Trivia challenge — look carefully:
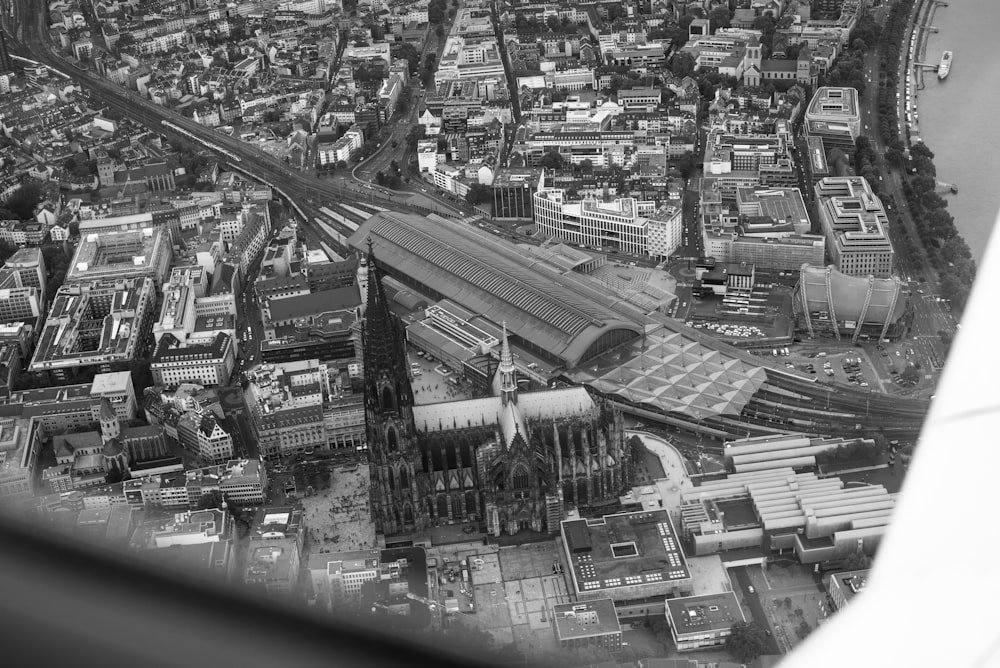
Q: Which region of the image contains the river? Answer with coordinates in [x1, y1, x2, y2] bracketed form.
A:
[913, 0, 1000, 264]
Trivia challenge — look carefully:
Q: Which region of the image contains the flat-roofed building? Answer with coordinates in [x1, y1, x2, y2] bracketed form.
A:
[405, 301, 500, 371]
[0, 285, 43, 325]
[805, 136, 830, 185]
[89, 371, 137, 422]
[29, 277, 156, 377]
[804, 86, 861, 140]
[724, 434, 878, 473]
[534, 172, 682, 258]
[491, 168, 540, 219]
[122, 458, 267, 509]
[151, 332, 236, 388]
[244, 360, 331, 459]
[0, 414, 43, 501]
[814, 177, 894, 278]
[678, 468, 894, 562]
[665, 592, 746, 651]
[552, 598, 623, 654]
[67, 227, 172, 288]
[827, 568, 870, 611]
[561, 510, 692, 602]
[0, 246, 46, 294]
[307, 548, 381, 610]
[244, 506, 305, 596]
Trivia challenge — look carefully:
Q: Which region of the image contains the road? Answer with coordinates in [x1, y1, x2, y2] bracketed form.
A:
[1, 0, 937, 446]
[730, 566, 782, 655]
[854, 3, 952, 381]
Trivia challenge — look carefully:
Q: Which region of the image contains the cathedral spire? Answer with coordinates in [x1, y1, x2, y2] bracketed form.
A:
[362, 237, 414, 412]
[498, 322, 517, 405]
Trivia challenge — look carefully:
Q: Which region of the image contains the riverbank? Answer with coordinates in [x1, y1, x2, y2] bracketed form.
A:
[890, 0, 975, 316]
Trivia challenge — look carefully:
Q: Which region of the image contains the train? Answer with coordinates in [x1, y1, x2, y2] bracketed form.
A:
[161, 120, 243, 164]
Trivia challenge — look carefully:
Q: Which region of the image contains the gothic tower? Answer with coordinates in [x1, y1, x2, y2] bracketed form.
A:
[496, 323, 518, 407]
[363, 240, 423, 536]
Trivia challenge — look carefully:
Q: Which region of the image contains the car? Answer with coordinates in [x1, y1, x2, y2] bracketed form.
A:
[748, 585, 755, 594]
[765, 629, 772, 637]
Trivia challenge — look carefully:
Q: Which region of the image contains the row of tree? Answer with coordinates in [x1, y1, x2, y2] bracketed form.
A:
[807, 9, 881, 100]
[899, 142, 975, 314]
[871, 0, 974, 315]
[876, 0, 914, 146]
[814, 439, 883, 467]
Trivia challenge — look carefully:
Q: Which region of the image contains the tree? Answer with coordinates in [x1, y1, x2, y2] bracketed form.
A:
[709, 6, 732, 32]
[546, 14, 560, 32]
[670, 51, 696, 78]
[540, 151, 563, 169]
[842, 549, 873, 571]
[677, 153, 698, 179]
[900, 364, 921, 385]
[465, 183, 492, 205]
[579, 158, 593, 173]
[335, 160, 348, 170]
[375, 171, 386, 186]
[389, 159, 401, 176]
[726, 622, 768, 663]
[6, 182, 43, 220]
[196, 490, 224, 510]
[435, 24, 444, 38]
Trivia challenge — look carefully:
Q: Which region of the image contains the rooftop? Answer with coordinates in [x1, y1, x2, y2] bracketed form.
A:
[349, 212, 647, 368]
[665, 592, 746, 635]
[90, 371, 132, 397]
[552, 598, 622, 640]
[562, 510, 690, 595]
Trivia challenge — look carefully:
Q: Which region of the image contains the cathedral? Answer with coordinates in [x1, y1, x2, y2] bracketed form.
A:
[363, 247, 635, 537]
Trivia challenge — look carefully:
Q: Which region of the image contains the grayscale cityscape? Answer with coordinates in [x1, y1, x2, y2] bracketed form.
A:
[0, 0, 972, 665]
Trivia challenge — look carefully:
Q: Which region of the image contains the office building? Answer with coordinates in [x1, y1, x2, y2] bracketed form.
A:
[793, 264, 909, 341]
[123, 458, 267, 509]
[552, 599, 623, 655]
[804, 87, 861, 140]
[0, 414, 43, 501]
[814, 177, 894, 278]
[534, 172, 683, 257]
[560, 510, 692, 602]
[827, 569, 870, 612]
[678, 468, 894, 562]
[491, 168, 540, 220]
[244, 360, 331, 459]
[66, 227, 172, 287]
[308, 549, 381, 610]
[244, 506, 305, 596]
[29, 277, 156, 376]
[665, 592, 746, 651]
[151, 332, 237, 388]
